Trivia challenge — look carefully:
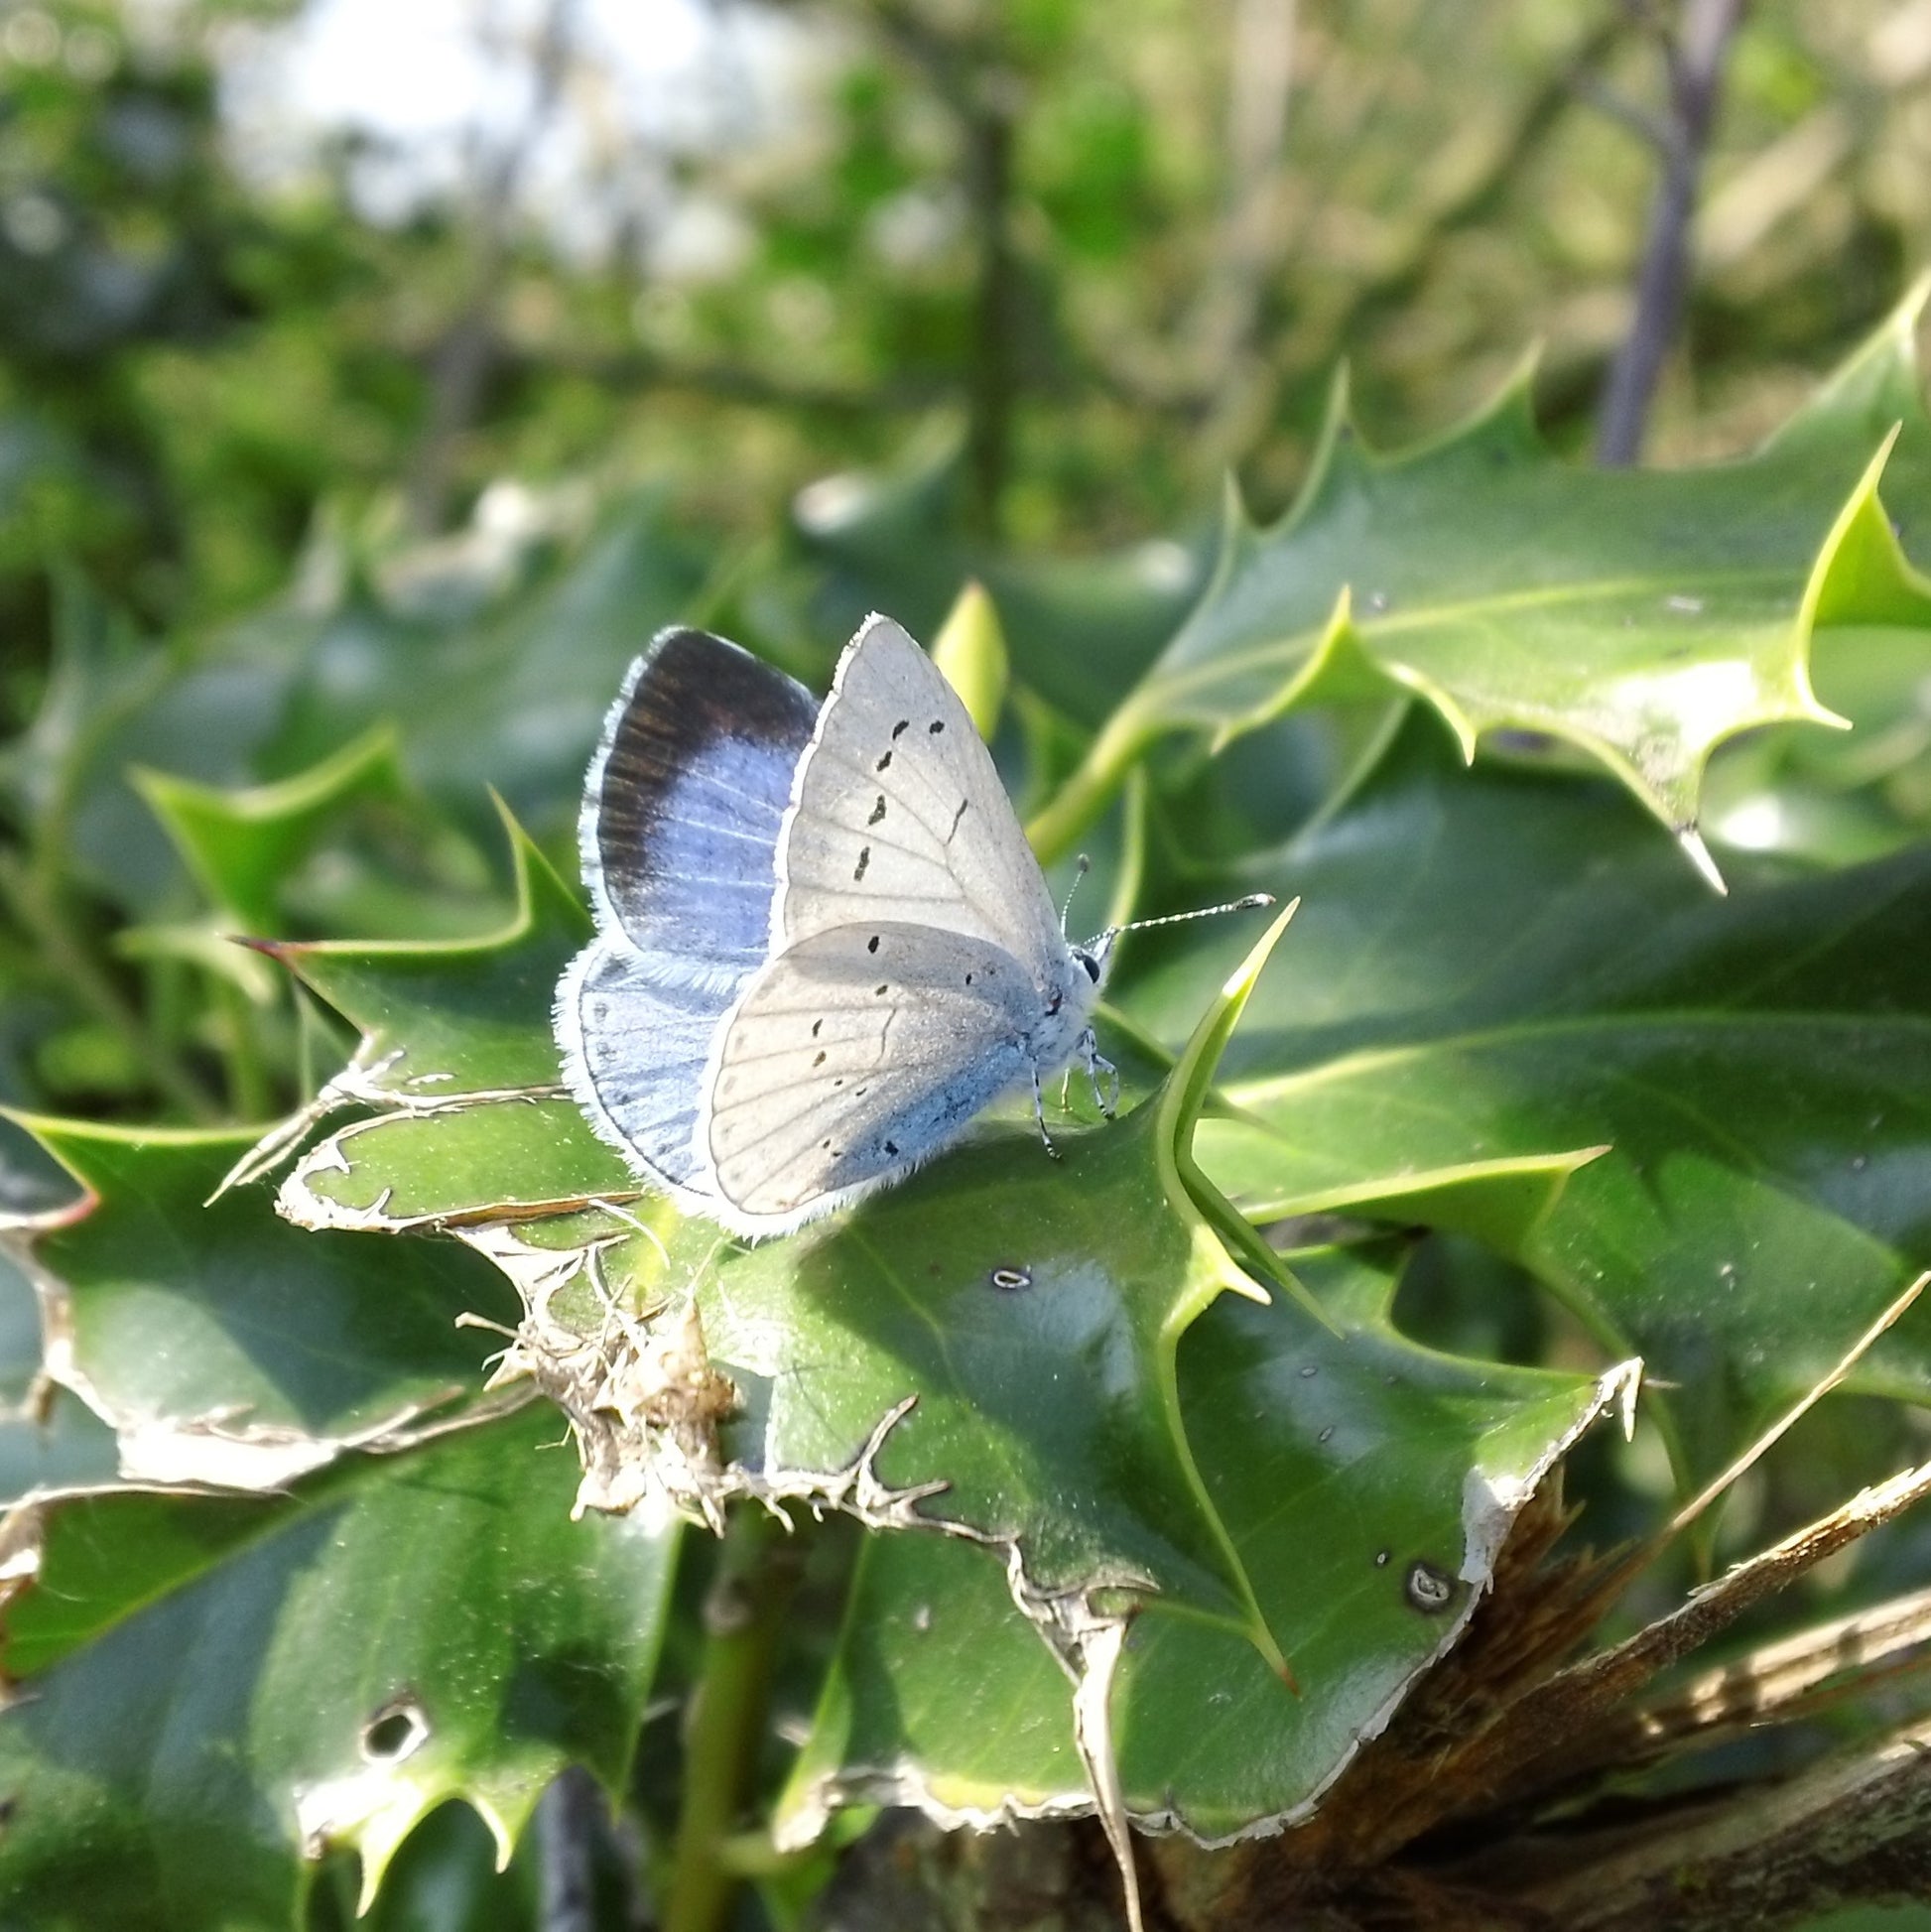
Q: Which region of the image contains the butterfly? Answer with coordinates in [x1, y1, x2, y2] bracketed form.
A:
[556, 613, 1263, 1237]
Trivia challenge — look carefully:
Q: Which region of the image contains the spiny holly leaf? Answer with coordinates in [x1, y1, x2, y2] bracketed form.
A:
[776, 1242, 1619, 1844]
[133, 726, 405, 933]
[696, 1100, 1278, 1634]
[255, 814, 632, 1230]
[270, 811, 591, 1103]
[1, 1121, 514, 1486]
[0, 1406, 678, 1932]
[1118, 713, 1931, 1485]
[263, 830, 1629, 1850]
[280, 887, 1307, 1646]
[1030, 284, 1931, 873]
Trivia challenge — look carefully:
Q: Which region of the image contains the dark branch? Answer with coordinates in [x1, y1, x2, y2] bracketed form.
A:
[1595, 0, 1749, 465]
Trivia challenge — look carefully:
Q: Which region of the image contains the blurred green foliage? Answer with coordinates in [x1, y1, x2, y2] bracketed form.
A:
[8, 3, 1931, 1927]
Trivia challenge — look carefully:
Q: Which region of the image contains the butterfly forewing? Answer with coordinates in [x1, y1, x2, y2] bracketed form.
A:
[557, 628, 814, 1212]
[774, 616, 1066, 974]
[584, 629, 815, 978]
[704, 921, 1042, 1224]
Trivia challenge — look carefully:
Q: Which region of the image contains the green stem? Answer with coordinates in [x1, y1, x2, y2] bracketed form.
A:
[663, 1507, 802, 1932]
[1024, 708, 1152, 866]
[213, 975, 273, 1121]
[0, 849, 220, 1121]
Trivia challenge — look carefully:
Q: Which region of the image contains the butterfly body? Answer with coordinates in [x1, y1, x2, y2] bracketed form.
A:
[558, 613, 1108, 1237]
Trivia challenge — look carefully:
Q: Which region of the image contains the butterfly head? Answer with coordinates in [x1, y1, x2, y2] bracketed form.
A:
[1070, 934, 1113, 988]
[1056, 855, 1115, 995]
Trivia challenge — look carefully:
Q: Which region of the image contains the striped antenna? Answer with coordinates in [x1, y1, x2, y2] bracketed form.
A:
[1101, 892, 1273, 942]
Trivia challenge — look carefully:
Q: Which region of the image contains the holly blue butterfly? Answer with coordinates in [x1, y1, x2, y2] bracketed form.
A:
[556, 613, 1263, 1237]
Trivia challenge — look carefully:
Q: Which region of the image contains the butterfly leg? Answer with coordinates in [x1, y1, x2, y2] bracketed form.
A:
[1031, 1066, 1062, 1159]
[1082, 1029, 1120, 1119]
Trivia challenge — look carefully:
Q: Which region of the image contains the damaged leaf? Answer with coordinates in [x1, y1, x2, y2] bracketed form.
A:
[269, 843, 1626, 1855]
[2, 1121, 515, 1486]
[0, 1406, 677, 1931]
[778, 1241, 1620, 1844]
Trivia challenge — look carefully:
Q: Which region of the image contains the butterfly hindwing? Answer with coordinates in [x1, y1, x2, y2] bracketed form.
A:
[774, 616, 1065, 974]
[702, 921, 1043, 1225]
[556, 940, 729, 1212]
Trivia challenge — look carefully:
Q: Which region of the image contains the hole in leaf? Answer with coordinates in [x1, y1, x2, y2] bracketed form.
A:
[361, 1697, 431, 1764]
[1404, 1560, 1456, 1614]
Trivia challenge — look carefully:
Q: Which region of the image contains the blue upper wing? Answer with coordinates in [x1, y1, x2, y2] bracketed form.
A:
[558, 628, 817, 1199]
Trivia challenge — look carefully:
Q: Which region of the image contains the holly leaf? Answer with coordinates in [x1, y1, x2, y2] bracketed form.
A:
[1117, 714, 1931, 1484]
[261, 838, 1624, 1850]
[776, 1241, 1620, 1844]
[1032, 284, 1931, 875]
[133, 726, 406, 934]
[0, 1406, 678, 1931]
[1, 1121, 515, 1486]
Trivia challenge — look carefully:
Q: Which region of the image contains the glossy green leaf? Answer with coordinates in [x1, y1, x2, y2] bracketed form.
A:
[264, 823, 1625, 1848]
[777, 1242, 1617, 1841]
[2, 1120, 514, 1485]
[281, 885, 1303, 1641]
[259, 815, 630, 1230]
[1118, 715, 1931, 1483]
[271, 815, 590, 1099]
[1032, 287, 1931, 868]
[0, 1406, 678, 1932]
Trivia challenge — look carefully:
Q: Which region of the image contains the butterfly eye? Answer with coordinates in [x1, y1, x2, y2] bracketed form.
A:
[1079, 952, 1101, 983]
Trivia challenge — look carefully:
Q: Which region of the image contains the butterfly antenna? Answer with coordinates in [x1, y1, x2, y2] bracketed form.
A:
[1060, 853, 1093, 938]
[1102, 892, 1273, 943]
